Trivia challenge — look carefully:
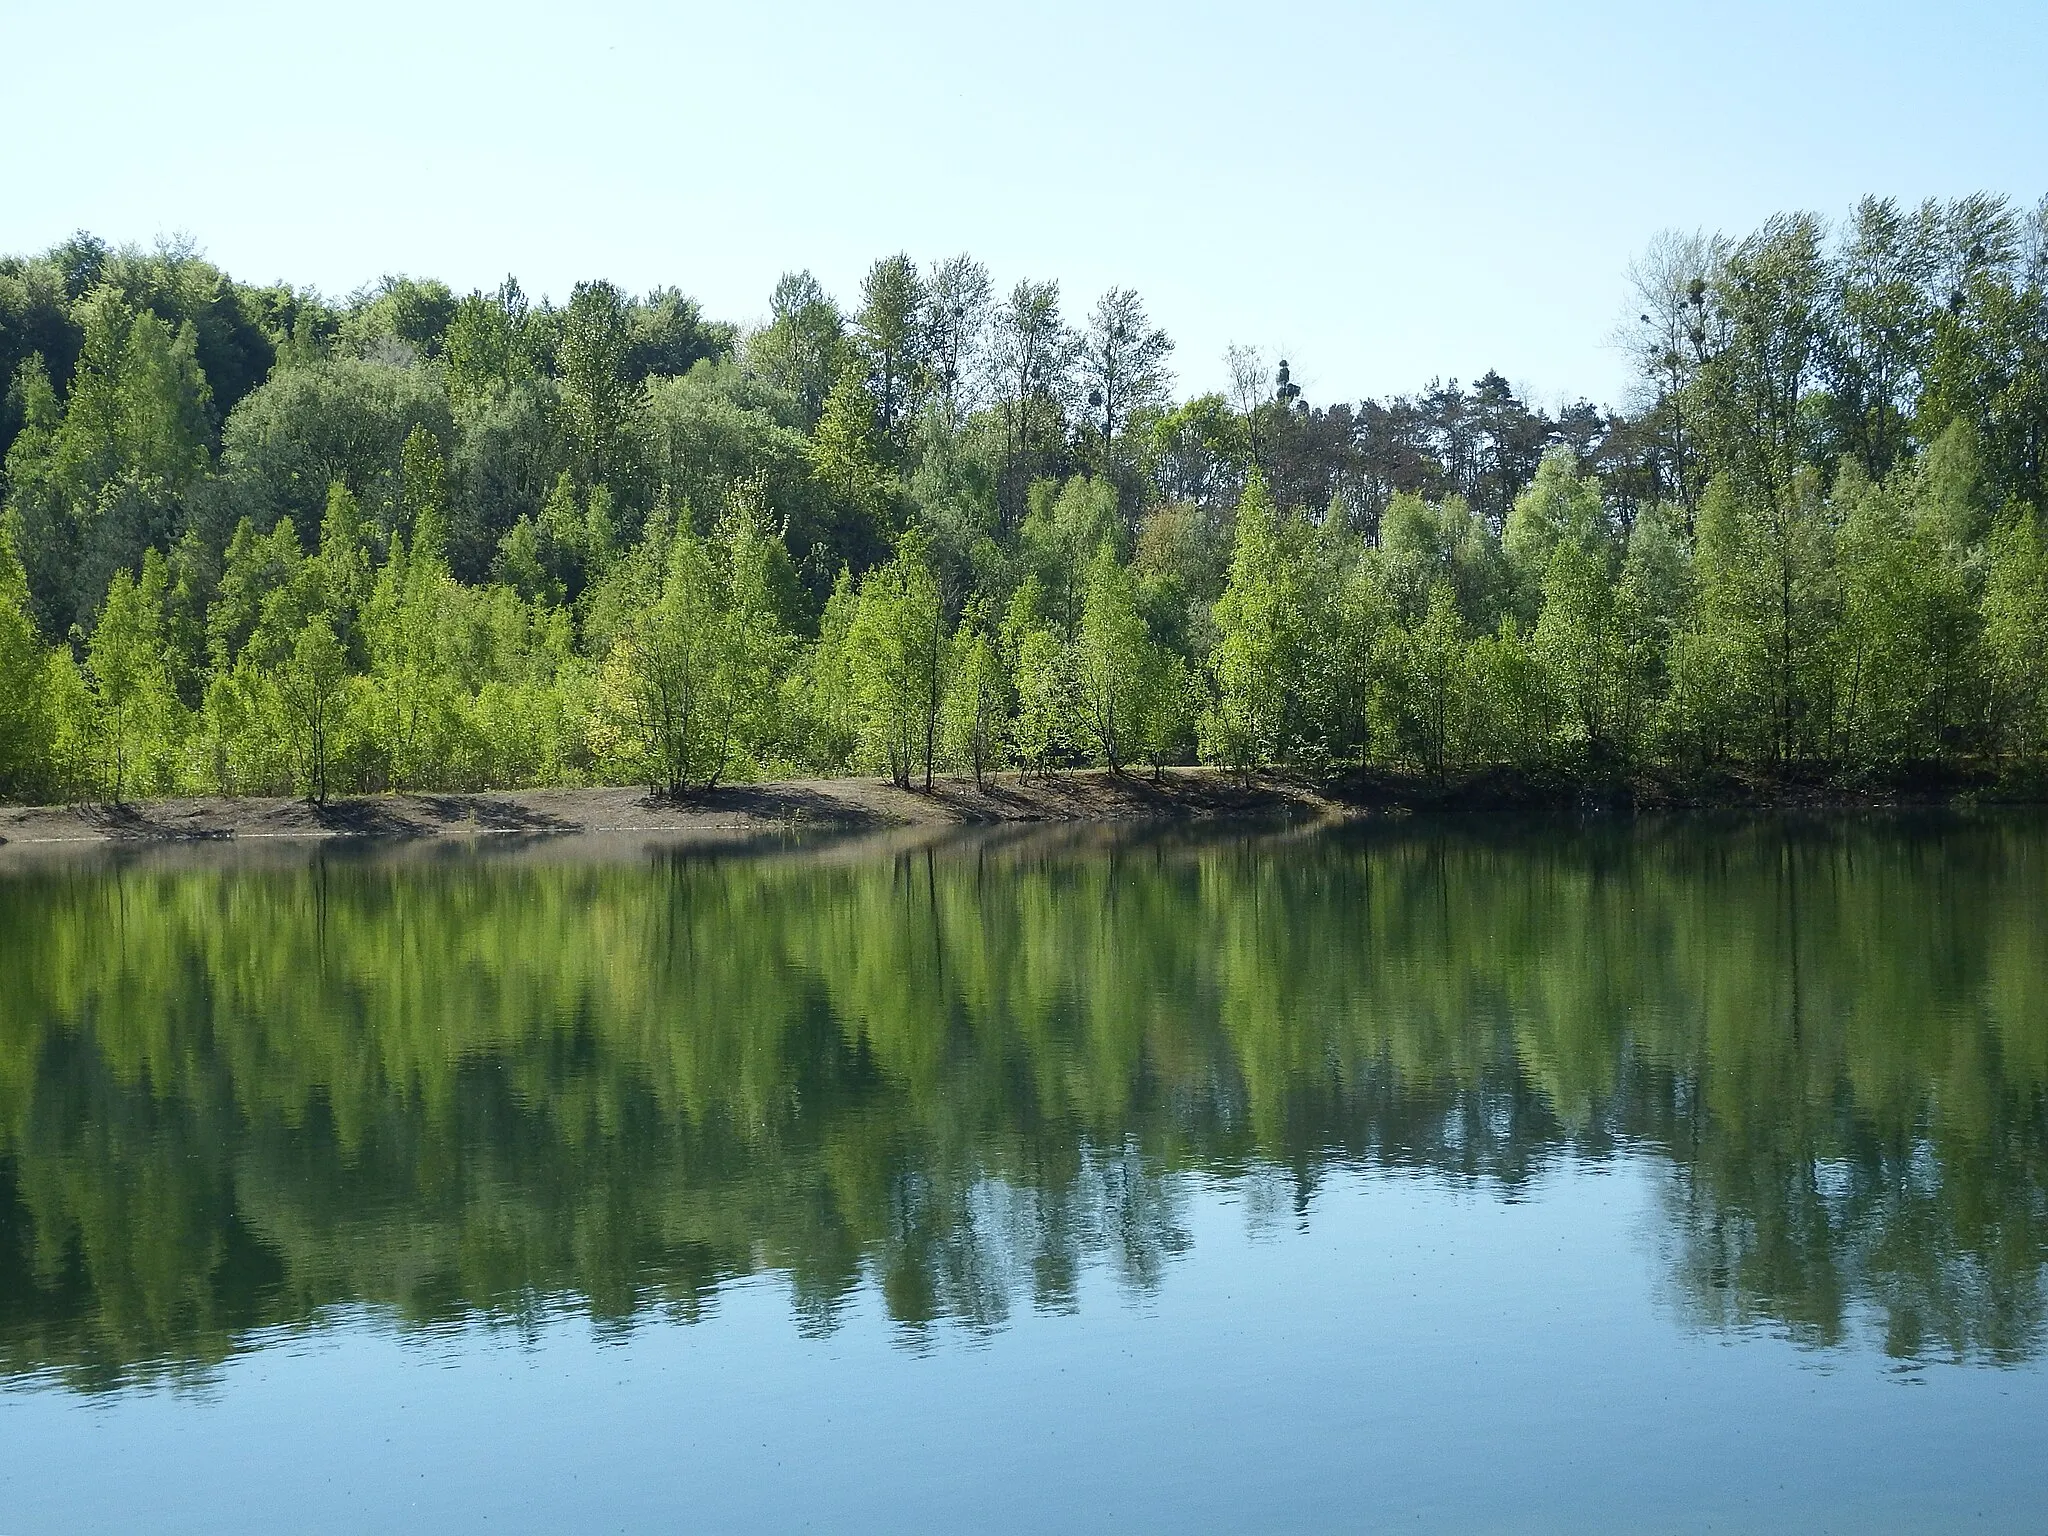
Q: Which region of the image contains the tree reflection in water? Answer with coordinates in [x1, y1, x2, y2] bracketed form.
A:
[2, 815, 2044, 1391]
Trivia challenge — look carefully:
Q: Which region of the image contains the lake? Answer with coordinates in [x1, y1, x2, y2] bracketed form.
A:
[2, 815, 2046, 1532]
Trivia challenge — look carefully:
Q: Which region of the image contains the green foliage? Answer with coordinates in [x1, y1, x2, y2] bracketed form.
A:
[748, 271, 844, 429]
[83, 553, 187, 800]
[222, 356, 452, 535]
[1072, 541, 1152, 772]
[791, 564, 861, 774]
[1, 288, 213, 634]
[1202, 473, 1296, 774]
[854, 254, 925, 444]
[847, 531, 948, 789]
[1833, 465, 1980, 762]
[588, 504, 795, 794]
[1137, 650, 1201, 777]
[362, 520, 462, 789]
[1532, 538, 1618, 754]
[559, 280, 641, 498]
[1663, 473, 1838, 762]
[1018, 476, 1120, 629]
[809, 364, 896, 546]
[1983, 511, 2048, 756]
[1504, 449, 1606, 626]
[1463, 620, 1552, 767]
[4, 206, 2048, 805]
[1372, 580, 1469, 775]
[941, 596, 1010, 789]
[0, 522, 53, 797]
[273, 613, 349, 802]
[443, 281, 538, 421]
[341, 275, 458, 361]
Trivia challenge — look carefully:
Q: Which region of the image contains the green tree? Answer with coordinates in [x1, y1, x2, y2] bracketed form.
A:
[273, 614, 350, 803]
[591, 530, 738, 795]
[1077, 287, 1172, 507]
[1503, 449, 1606, 629]
[1695, 213, 1829, 508]
[1072, 541, 1151, 772]
[942, 596, 1009, 790]
[1292, 529, 1390, 768]
[362, 517, 462, 789]
[4, 289, 213, 634]
[849, 532, 948, 790]
[222, 356, 452, 535]
[84, 553, 186, 801]
[1372, 580, 1468, 776]
[588, 508, 794, 795]
[809, 365, 895, 544]
[207, 515, 307, 670]
[1532, 536, 1618, 755]
[44, 646, 102, 802]
[795, 566, 862, 774]
[1983, 511, 2048, 759]
[1663, 473, 1837, 762]
[0, 522, 53, 797]
[991, 280, 1073, 524]
[748, 271, 844, 429]
[854, 254, 925, 445]
[443, 280, 538, 421]
[1, 353, 71, 635]
[1607, 505, 1689, 758]
[559, 279, 639, 494]
[1019, 476, 1120, 634]
[1202, 473, 1295, 775]
[1833, 466, 1979, 762]
[1137, 650, 1200, 780]
[1012, 626, 1073, 778]
[719, 488, 801, 770]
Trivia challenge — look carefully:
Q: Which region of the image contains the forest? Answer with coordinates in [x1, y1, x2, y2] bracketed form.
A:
[2, 193, 2047, 803]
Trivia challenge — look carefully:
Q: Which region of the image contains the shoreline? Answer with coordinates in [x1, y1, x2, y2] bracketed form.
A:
[2, 763, 2039, 853]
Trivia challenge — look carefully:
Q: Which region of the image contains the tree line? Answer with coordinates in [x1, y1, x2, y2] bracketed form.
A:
[3, 195, 2047, 803]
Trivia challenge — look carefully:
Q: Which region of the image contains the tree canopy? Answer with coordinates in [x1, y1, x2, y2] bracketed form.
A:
[5, 197, 2048, 805]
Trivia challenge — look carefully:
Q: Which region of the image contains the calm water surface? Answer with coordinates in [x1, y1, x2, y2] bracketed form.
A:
[2, 816, 2046, 1532]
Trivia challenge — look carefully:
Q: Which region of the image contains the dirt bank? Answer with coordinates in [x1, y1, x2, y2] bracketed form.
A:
[0, 770, 1336, 850]
[1, 761, 2033, 852]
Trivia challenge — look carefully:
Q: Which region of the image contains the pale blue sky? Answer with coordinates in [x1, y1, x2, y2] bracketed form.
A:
[3, 0, 2042, 407]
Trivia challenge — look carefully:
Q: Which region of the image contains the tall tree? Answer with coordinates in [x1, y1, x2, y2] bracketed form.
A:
[855, 255, 924, 446]
[1697, 213, 1829, 507]
[992, 280, 1073, 525]
[592, 530, 736, 795]
[1622, 228, 1724, 520]
[748, 271, 844, 429]
[1203, 474, 1297, 774]
[559, 279, 639, 495]
[1072, 541, 1151, 773]
[1077, 288, 1172, 511]
[942, 594, 1009, 791]
[1984, 509, 2048, 758]
[272, 614, 350, 803]
[84, 553, 185, 801]
[0, 522, 53, 797]
[922, 255, 992, 427]
[849, 530, 948, 789]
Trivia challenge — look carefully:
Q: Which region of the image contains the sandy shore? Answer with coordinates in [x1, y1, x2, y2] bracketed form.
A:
[0, 769, 1341, 851]
[1, 761, 2030, 856]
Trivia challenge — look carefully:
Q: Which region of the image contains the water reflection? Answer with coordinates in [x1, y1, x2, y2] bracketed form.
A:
[2, 816, 2045, 1391]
